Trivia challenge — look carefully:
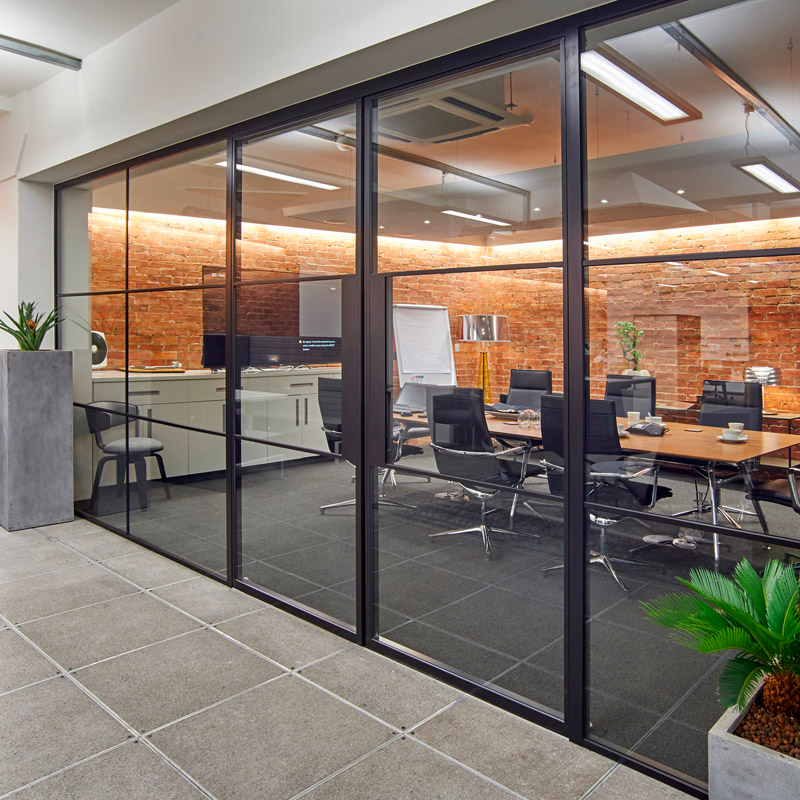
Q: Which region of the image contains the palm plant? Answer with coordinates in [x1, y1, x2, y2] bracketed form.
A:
[642, 558, 800, 716]
[0, 302, 61, 351]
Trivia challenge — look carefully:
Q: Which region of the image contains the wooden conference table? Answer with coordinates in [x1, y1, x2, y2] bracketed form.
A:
[396, 411, 800, 543]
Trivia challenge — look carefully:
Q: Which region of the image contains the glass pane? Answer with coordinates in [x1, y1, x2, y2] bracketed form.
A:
[237, 107, 357, 280]
[128, 142, 227, 289]
[585, 254, 800, 527]
[238, 440, 355, 628]
[376, 47, 562, 272]
[587, 523, 800, 783]
[128, 420, 227, 577]
[58, 172, 126, 294]
[235, 279, 343, 455]
[375, 469, 564, 715]
[61, 293, 125, 406]
[584, 0, 800, 258]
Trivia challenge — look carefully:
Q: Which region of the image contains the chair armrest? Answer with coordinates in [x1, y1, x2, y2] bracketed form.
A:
[538, 458, 564, 473]
[788, 467, 800, 512]
[430, 443, 526, 458]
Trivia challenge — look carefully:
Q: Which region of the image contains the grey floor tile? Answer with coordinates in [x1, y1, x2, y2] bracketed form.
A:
[420, 586, 563, 660]
[152, 576, 264, 624]
[34, 519, 103, 539]
[294, 587, 356, 628]
[587, 691, 662, 751]
[11, 741, 209, 800]
[167, 538, 229, 574]
[588, 765, 693, 800]
[302, 737, 518, 799]
[240, 522, 332, 560]
[151, 675, 390, 799]
[102, 550, 199, 589]
[0, 541, 89, 583]
[491, 662, 563, 715]
[0, 526, 51, 551]
[216, 604, 348, 669]
[59, 530, 144, 561]
[636, 719, 709, 784]
[0, 564, 136, 624]
[22, 593, 201, 670]
[75, 628, 283, 731]
[265, 539, 357, 588]
[240, 561, 320, 598]
[0, 628, 60, 693]
[300, 647, 461, 728]
[0, 677, 128, 795]
[416, 697, 612, 799]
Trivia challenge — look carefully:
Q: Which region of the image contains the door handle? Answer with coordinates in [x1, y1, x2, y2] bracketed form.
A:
[304, 397, 308, 425]
[222, 403, 226, 433]
[295, 398, 300, 426]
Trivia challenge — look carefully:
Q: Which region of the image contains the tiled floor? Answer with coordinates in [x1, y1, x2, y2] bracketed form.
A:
[0, 517, 692, 799]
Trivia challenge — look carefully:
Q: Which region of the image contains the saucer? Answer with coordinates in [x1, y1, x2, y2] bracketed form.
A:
[717, 434, 748, 443]
[618, 431, 630, 438]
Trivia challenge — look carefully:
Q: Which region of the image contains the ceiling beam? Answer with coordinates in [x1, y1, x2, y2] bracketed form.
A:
[661, 21, 800, 151]
[0, 34, 81, 71]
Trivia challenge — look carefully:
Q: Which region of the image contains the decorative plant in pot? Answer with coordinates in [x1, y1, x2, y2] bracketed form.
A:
[0, 301, 73, 531]
[615, 321, 649, 376]
[643, 559, 800, 798]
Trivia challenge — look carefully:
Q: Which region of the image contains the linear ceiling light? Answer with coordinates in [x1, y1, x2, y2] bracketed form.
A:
[441, 209, 511, 226]
[215, 161, 339, 190]
[733, 158, 800, 194]
[707, 270, 729, 277]
[581, 50, 689, 122]
[0, 34, 81, 70]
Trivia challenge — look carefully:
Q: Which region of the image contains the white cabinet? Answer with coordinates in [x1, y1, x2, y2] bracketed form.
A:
[187, 400, 225, 472]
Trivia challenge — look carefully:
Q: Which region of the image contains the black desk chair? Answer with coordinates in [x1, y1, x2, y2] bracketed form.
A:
[499, 369, 552, 410]
[318, 378, 414, 514]
[538, 394, 670, 590]
[604, 374, 656, 418]
[86, 401, 170, 512]
[428, 388, 541, 559]
[747, 467, 800, 535]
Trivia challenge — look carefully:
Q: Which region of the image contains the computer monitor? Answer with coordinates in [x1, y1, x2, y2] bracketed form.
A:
[201, 334, 251, 369]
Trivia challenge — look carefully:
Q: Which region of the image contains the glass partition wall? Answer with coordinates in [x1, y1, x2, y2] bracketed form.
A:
[55, 0, 800, 794]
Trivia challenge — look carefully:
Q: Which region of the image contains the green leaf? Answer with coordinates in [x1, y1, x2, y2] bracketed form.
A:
[718, 655, 767, 710]
[641, 593, 728, 635]
[733, 559, 768, 623]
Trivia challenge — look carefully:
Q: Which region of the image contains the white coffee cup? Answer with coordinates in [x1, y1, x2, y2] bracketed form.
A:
[617, 423, 625, 435]
[645, 416, 662, 424]
[728, 422, 744, 432]
[627, 411, 640, 425]
[722, 428, 744, 440]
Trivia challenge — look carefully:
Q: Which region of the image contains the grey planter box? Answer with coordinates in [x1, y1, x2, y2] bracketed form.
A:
[709, 692, 800, 800]
[0, 350, 74, 531]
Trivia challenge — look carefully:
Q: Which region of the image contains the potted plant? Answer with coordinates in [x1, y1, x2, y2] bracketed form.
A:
[615, 321, 649, 375]
[643, 559, 800, 799]
[0, 302, 73, 531]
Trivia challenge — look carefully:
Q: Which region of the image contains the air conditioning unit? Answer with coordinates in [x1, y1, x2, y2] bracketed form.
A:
[378, 89, 531, 145]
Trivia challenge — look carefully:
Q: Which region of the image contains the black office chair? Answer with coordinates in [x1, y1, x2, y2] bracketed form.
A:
[499, 369, 552, 410]
[747, 467, 800, 535]
[603, 374, 656, 418]
[538, 394, 671, 590]
[318, 378, 414, 514]
[670, 380, 764, 531]
[86, 401, 170, 512]
[428, 388, 541, 559]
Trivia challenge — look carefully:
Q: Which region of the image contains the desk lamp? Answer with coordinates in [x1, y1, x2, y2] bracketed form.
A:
[459, 314, 509, 403]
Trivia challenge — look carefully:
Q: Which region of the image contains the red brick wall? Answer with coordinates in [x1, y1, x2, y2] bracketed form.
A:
[88, 207, 800, 412]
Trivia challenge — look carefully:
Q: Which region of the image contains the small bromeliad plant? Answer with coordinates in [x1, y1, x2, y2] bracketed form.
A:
[0, 302, 62, 351]
[642, 558, 800, 717]
[616, 321, 644, 372]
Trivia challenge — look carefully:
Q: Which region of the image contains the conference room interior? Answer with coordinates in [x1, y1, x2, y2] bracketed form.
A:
[55, 0, 800, 789]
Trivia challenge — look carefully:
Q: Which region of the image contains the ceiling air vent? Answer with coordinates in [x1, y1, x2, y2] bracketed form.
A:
[378, 89, 531, 145]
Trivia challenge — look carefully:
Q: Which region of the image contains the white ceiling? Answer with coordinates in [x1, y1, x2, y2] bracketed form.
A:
[0, 0, 180, 98]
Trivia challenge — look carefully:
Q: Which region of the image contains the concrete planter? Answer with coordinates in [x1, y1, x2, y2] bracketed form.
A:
[0, 350, 73, 530]
[708, 688, 800, 800]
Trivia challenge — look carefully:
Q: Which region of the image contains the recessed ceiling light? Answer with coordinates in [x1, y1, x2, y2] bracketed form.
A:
[600, 198, 609, 204]
[396, 233, 415, 237]
[747, 279, 759, 283]
[378, 225, 385, 230]
[533, 207, 541, 212]
[666, 262, 692, 271]
[323, 219, 347, 225]
[707, 270, 729, 277]
[733, 158, 800, 194]
[657, 283, 678, 287]
[581, 50, 691, 122]
[423, 219, 431, 224]
[441, 209, 511, 226]
[676, 189, 685, 195]
[216, 161, 339, 191]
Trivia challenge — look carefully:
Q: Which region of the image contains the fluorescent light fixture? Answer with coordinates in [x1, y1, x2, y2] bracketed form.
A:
[585, 240, 612, 250]
[216, 161, 339, 191]
[581, 50, 690, 122]
[657, 283, 678, 287]
[441, 209, 511, 226]
[533, 207, 541, 212]
[676, 189, 685, 195]
[707, 270, 729, 277]
[666, 262, 692, 271]
[748, 279, 759, 283]
[733, 158, 800, 194]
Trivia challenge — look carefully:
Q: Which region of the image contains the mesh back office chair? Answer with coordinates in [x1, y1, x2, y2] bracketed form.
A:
[603, 374, 656, 418]
[318, 378, 414, 514]
[538, 394, 670, 590]
[427, 388, 540, 559]
[85, 401, 170, 512]
[499, 369, 552, 410]
[747, 467, 800, 536]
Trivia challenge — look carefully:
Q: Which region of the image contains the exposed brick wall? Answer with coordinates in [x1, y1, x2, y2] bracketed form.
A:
[87, 207, 800, 413]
